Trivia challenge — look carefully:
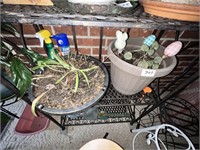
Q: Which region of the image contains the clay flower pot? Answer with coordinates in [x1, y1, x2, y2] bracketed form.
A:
[140, 0, 200, 22]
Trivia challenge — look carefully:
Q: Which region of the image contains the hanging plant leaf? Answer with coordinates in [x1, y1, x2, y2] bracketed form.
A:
[10, 57, 32, 96]
[1, 41, 13, 57]
[154, 56, 163, 64]
[1, 23, 20, 37]
[140, 44, 149, 52]
[151, 41, 159, 50]
[152, 63, 159, 69]
[124, 51, 133, 60]
[137, 59, 148, 69]
[147, 48, 155, 56]
[20, 48, 45, 63]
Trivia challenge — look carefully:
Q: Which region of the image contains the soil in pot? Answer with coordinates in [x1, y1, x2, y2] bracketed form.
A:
[33, 55, 108, 113]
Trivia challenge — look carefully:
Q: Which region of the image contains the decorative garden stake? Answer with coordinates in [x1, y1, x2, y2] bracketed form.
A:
[163, 41, 182, 58]
[114, 30, 128, 53]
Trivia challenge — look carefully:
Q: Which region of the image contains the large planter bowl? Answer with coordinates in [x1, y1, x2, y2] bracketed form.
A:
[30, 56, 110, 115]
[108, 38, 177, 95]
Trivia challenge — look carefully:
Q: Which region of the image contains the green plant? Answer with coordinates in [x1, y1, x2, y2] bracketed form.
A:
[1, 23, 98, 98]
[115, 31, 182, 69]
[123, 35, 162, 69]
[1, 23, 40, 96]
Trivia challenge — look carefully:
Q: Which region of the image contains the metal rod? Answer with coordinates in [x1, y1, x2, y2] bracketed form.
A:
[152, 29, 157, 35]
[19, 23, 28, 49]
[71, 25, 79, 55]
[166, 114, 197, 124]
[160, 56, 199, 95]
[127, 28, 131, 36]
[99, 27, 103, 61]
[1, 75, 65, 130]
[0, 107, 19, 119]
[33, 24, 40, 31]
[22, 95, 65, 130]
[157, 30, 165, 41]
[133, 71, 199, 124]
[175, 30, 180, 41]
[33, 24, 48, 56]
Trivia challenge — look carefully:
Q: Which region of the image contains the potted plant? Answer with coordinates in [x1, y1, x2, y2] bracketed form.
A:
[1, 23, 109, 116]
[108, 30, 182, 95]
[55, 0, 139, 15]
[140, 0, 200, 22]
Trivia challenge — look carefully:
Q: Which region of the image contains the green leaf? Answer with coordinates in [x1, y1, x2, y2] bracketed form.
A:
[81, 66, 98, 72]
[137, 59, 148, 69]
[152, 63, 160, 69]
[147, 48, 155, 56]
[31, 91, 47, 116]
[20, 48, 45, 63]
[31, 58, 61, 71]
[1, 23, 19, 37]
[124, 52, 133, 60]
[52, 50, 70, 69]
[147, 60, 153, 67]
[151, 41, 159, 50]
[1, 41, 12, 51]
[10, 57, 32, 96]
[74, 71, 79, 93]
[140, 44, 149, 52]
[1, 41, 14, 59]
[80, 70, 90, 88]
[154, 56, 163, 64]
[55, 71, 71, 84]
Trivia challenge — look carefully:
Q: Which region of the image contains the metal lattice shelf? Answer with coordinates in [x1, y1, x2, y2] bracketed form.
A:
[61, 84, 154, 126]
[0, 3, 199, 30]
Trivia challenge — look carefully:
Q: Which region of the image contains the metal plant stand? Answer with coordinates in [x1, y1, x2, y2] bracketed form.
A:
[0, 4, 199, 147]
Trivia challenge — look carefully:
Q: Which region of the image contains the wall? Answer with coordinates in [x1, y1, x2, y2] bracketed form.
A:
[3, 23, 199, 94]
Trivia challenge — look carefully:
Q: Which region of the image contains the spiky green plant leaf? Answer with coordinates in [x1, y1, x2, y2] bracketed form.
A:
[74, 71, 79, 93]
[80, 70, 90, 88]
[1, 23, 20, 37]
[52, 49, 69, 69]
[31, 58, 61, 71]
[55, 71, 71, 84]
[10, 57, 32, 96]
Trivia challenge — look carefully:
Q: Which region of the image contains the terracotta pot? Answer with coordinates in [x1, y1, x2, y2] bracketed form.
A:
[108, 38, 177, 95]
[140, 0, 200, 22]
